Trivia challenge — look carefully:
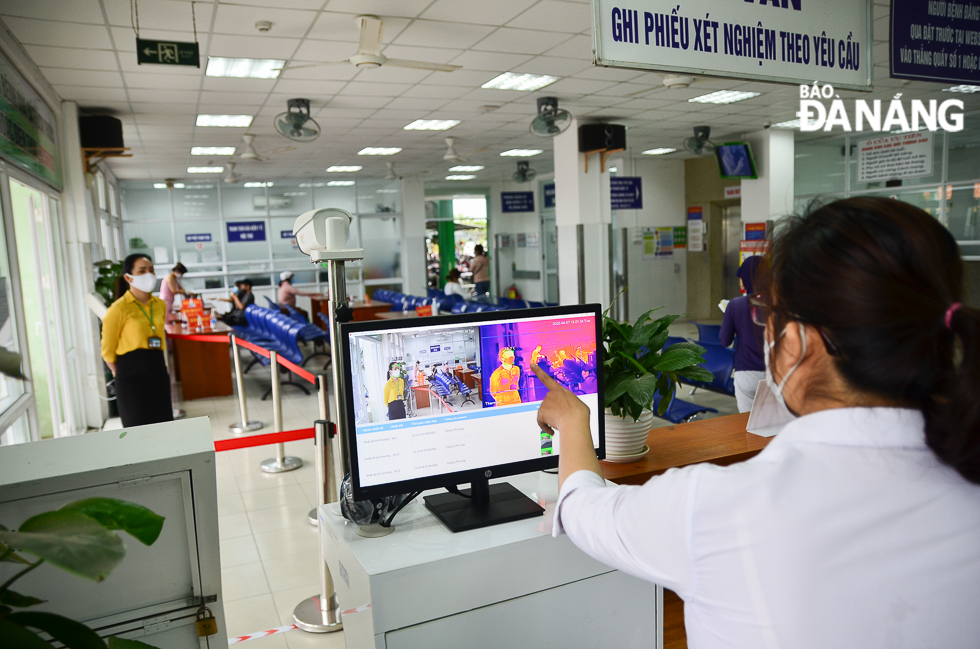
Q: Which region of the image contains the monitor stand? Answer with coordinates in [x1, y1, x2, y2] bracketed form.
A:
[424, 478, 544, 533]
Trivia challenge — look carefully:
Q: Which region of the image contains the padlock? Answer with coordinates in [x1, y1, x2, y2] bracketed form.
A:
[196, 606, 218, 637]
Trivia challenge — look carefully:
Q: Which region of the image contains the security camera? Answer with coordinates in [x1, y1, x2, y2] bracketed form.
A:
[293, 208, 363, 262]
[255, 20, 273, 32]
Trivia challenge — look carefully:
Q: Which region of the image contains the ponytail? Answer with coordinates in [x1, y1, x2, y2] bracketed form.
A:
[925, 304, 980, 484]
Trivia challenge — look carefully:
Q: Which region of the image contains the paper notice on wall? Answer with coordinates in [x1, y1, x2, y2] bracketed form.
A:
[526, 232, 539, 248]
[153, 246, 169, 264]
[644, 227, 674, 259]
[857, 131, 934, 183]
[687, 206, 704, 252]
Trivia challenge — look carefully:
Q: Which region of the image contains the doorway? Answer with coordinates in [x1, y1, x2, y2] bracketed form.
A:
[723, 205, 743, 300]
[425, 196, 488, 294]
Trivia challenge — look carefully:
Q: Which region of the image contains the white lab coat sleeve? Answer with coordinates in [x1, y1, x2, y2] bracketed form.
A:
[552, 466, 701, 596]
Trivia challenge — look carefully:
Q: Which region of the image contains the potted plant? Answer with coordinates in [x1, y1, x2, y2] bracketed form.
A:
[94, 260, 123, 307]
[602, 305, 714, 460]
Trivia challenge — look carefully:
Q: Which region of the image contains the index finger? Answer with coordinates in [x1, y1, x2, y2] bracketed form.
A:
[531, 363, 561, 391]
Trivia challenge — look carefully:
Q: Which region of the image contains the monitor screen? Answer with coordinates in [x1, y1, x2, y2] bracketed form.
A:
[715, 142, 758, 179]
[341, 306, 604, 500]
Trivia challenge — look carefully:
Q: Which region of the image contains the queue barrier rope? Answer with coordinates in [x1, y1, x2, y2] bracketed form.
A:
[214, 427, 314, 453]
[167, 331, 318, 385]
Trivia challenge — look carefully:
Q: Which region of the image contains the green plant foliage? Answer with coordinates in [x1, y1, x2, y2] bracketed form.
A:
[93, 260, 123, 306]
[603, 304, 715, 422]
[0, 499, 165, 648]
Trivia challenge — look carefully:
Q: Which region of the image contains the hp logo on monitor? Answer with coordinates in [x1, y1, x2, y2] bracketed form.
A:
[485, 470, 492, 478]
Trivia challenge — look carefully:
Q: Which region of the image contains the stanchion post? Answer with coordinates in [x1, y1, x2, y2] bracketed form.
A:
[167, 343, 185, 420]
[228, 334, 263, 434]
[326, 259, 352, 477]
[294, 376, 343, 633]
[260, 351, 302, 473]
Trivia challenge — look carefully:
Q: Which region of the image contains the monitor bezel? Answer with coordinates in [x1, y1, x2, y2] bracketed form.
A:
[340, 304, 605, 501]
[714, 141, 758, 179]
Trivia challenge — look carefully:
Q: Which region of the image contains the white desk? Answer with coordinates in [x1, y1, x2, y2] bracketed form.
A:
[320, 472, 662, 649]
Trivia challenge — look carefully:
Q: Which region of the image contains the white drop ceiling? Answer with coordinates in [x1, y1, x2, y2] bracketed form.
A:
[1, 0, 978, 183]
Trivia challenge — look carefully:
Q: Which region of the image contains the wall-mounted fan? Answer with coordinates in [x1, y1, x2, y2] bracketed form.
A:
[223, 162, 242, 184]
[684, 126, 715, 155]
[279, 16, 461, 74]
[239, 134, 296, 161]
[530, 97, 573, 138]
[274, 99, 320, 142]
[513, 161, 536, 183]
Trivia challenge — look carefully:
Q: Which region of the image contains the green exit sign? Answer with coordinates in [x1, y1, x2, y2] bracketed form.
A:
[136, 38, 200, 67]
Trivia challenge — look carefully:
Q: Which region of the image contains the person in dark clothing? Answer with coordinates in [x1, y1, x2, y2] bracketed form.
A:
[720, 256, 766, 412]
[220, 279, 255, 326]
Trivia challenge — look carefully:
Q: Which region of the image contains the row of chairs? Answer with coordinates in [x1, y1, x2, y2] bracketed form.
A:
[232, 305, 330, 399]
[373, 288, 556, 315]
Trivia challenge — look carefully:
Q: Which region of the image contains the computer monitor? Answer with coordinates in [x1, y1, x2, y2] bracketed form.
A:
[715, 142, 758, 179]
[340, 305, 604, 532]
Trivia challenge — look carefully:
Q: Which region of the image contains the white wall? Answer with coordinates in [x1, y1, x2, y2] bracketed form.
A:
[742, 129, 795, 222]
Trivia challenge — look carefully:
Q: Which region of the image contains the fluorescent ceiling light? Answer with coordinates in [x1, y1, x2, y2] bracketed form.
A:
[327, 165, 362, 172]
[206, 57, 284, 79]
[449, 165, 485, 172]
[298, 182, 327, 187]
[376, 189, 400, 193]
[404, 119, 460, 131]
[608, 167, 618, 173]
[327, 180, 355, 186]
[446, 175, 476, 180]
[642, 148, 677, 155]
[187, 167, 224, 174]
[243, 181, 274, 187]
[153, 183, 185, 189]
[358, 147, 402, 156]
[500, 149, 543, 157]
[688, 90, 761, 104]
[772, 119, 800, 129]
[191, 146, 236, 156]
[943, 85, 980, 93]
[196, 114, 253, 127]
[482, 72, 558, 91]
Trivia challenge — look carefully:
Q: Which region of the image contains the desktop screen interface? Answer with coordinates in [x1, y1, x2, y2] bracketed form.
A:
[347, 312, 601, 488]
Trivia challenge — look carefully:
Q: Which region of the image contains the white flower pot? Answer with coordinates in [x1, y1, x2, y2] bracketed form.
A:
[603, 409, 653, 458]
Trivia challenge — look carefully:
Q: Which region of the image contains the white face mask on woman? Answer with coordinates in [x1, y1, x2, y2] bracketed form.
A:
[127, 272, 157, 293]
[764, 322, 807, 414]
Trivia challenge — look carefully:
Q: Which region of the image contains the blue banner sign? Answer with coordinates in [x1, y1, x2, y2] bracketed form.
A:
[430, 345, 441, 353]
[185, 233, 211, 242]
[281, 230, 295, 239]
[610, 177, 643, 210]
[890, 0, 980, 84]
[501, 191, 535, 213]
[543, 183, 556, 209]
[226, 221, 266, 242]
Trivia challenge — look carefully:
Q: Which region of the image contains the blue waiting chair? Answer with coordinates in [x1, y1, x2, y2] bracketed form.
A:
[684, 342, 735, 397]
[653, 385, 718, 424]
[693, 322, 722, 345]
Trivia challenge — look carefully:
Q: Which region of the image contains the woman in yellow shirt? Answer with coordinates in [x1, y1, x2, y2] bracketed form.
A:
[101, 253, 173, 428]
[383, 362, 406, 420]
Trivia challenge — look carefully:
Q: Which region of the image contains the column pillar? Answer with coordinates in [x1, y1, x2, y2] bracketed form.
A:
[400, 176, 426, 296]
[553, 119, 613, 307]
[436, 201, 456, 290]
[741, 129, 795, 223]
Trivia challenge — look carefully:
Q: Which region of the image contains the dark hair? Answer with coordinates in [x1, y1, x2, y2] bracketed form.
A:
[388, 362, 399, 373]
[769, 197, 979, 484]
[172, 263, 187, 274]
[238, 278, 253, 288]
[447, 268, 461, 281]
[115, 253, 152, 299]
[474, 244, 484, 255]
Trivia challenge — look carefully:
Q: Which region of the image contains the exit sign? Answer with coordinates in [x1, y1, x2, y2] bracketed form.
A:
[136, 38, 200, 67]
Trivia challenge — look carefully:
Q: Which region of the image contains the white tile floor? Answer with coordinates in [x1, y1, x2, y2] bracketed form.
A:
[114, 325, 735, 647]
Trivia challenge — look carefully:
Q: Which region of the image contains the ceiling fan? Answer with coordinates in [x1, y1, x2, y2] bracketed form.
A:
[280, 15, 461, 73]
[238, 134, 296, 161]
[443, 137, 466, 162]
[223, 162, 242, 184]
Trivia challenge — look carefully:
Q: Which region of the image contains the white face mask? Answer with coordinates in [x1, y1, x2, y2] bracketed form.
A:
[764, 322, 807, 414]
[127, 272, 157, 293]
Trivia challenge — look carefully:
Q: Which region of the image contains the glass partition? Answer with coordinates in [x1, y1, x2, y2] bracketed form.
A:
[356, 178, 401, 214]
[174, 183, 219, 220]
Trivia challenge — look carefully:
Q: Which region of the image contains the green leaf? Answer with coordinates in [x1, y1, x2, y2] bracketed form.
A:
[108, 637, 159, 648]
[657, 387, 674, 416]
[677, 367, 715, 383]
[624, 374, 659, 408]
[0, 618, 54, 649]
[603, 375, 632, 405]
[631, 307, 663, 331]
[60, 499, 165, 546]
[652, 349, 703, 373]
[663, 341, 706, 356]
[0, 511, 125, 582]
[6, 611, 106, 649]
[0, 590, 46, 608]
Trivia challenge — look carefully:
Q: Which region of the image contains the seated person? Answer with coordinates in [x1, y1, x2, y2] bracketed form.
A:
[219, 279, 254, 326]
[444, 268, 466, 297]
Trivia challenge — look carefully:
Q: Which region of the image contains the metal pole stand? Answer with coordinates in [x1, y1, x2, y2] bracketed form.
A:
[228, 334, 263, 435]
[166, 343, 186, 419]
[293, 377, 343, 633]
[260, 350, 302, 473]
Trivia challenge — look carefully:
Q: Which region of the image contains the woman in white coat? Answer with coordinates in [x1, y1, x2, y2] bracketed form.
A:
[533, 197, 980, 649]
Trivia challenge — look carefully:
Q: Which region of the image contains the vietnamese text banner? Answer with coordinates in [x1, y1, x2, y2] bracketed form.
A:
[227, 221, 267, 242]
[0, 52, 61, 189]
[592, 0, 873, 90]
[890, 0, 980, 84]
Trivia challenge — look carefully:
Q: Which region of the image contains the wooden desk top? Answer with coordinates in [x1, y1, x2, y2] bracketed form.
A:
[164, 321, 233, 336]
[375, 311, 419, 319]
[603, 413, 771, 486]
[351, 300, 390, 310]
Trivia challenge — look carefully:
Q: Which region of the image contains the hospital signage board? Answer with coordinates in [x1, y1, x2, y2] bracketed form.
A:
[185, 233, 211, 242]
[856, 131, 934, 183]
[226, 221, 267, 242]
[543, 182, 556, 209]
[501, 192, 535, 213]
[0, 52, 60, 189]
[890, 0, 980, 84]
[610, 176, 642, 210]
[592, 0, 874, 90]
